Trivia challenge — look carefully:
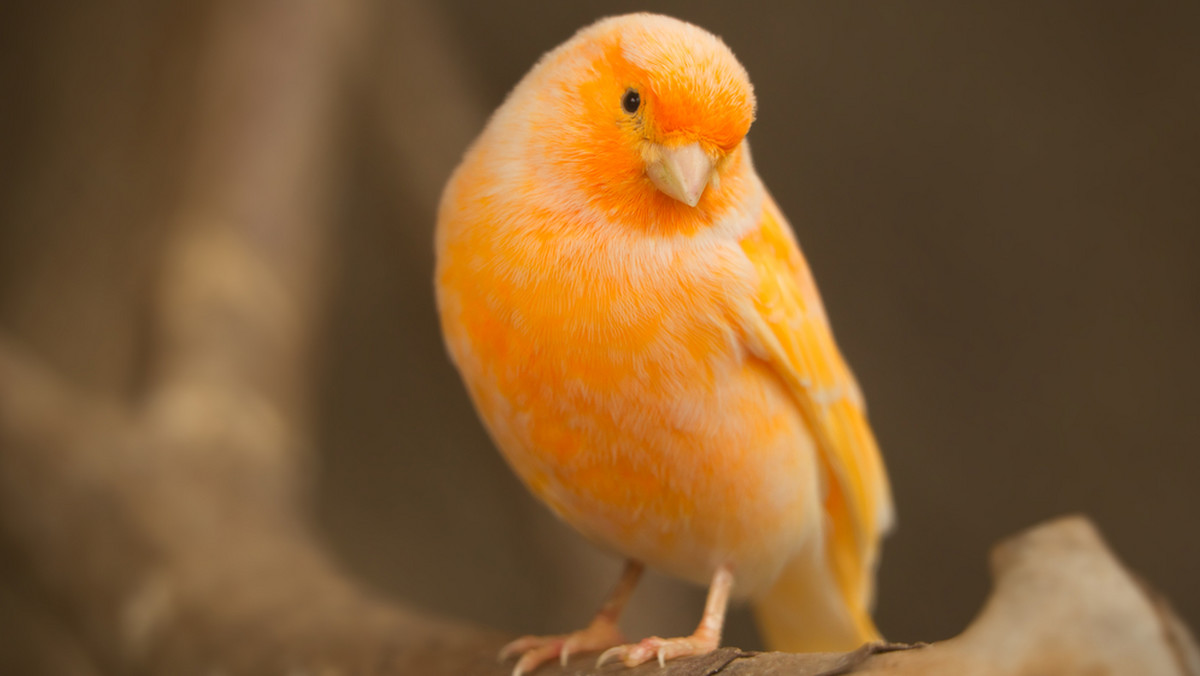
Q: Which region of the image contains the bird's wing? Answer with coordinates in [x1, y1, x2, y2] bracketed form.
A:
[737, 193, 894, 612]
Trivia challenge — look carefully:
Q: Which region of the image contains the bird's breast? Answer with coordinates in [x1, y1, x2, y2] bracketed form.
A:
[436, 182, 819, 593]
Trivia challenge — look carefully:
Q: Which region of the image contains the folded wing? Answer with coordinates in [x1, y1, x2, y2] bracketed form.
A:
[738, 194, 894, 626]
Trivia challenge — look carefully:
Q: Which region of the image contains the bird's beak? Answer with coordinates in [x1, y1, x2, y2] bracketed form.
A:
[647, 142, 713, 207]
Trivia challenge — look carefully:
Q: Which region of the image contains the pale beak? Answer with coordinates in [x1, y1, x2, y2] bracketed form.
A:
[646, 142, 713, 207]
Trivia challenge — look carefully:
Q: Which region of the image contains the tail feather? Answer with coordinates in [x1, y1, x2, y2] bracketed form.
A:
[753, 546, 880, 653]
[754, 482, 883, 652]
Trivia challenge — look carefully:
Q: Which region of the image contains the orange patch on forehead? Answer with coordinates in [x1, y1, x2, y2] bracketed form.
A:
[607, 19, 755, 150]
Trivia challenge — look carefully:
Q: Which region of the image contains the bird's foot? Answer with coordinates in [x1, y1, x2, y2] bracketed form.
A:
[596, 631, 720, 669]
[499, 617, 625, 676]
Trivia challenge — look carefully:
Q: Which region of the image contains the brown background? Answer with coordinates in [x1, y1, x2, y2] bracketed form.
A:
[1, 0, 1197, 664]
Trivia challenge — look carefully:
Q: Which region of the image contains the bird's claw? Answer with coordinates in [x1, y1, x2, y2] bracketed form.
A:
[499, 620, 624, 676]
[596, 635, 716, 669]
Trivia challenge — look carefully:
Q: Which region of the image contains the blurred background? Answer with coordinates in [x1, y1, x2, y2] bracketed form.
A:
[1, 0, 1197, 664]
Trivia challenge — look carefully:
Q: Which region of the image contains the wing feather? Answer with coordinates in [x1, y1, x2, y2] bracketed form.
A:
[739, 194, 893, 612]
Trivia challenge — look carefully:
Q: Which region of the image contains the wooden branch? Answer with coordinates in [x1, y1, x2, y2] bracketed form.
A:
[1, 0, 506, 673]
[0, 335, 501, 675]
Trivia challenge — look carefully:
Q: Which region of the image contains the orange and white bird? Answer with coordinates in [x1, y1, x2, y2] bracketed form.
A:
[435, 13, 893, 675]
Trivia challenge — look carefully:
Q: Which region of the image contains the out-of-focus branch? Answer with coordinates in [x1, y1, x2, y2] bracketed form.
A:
[0, 335, 504, 675]
[856, 517, 1200, 676]
[152, 0, 354, 429]
[0, 0, 508, 673]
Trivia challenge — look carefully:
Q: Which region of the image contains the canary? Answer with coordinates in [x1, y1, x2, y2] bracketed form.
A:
[435, 13, 893, 675]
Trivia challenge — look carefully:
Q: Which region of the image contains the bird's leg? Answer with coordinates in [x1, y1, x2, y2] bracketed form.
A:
[597, 564, 733, 669]
[499, 560, 643, 676]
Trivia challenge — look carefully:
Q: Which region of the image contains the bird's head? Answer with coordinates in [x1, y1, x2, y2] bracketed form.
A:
[517, 14, 757, 226]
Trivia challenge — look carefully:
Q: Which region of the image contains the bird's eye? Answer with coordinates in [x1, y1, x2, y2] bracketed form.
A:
[621, 89, 640, 114]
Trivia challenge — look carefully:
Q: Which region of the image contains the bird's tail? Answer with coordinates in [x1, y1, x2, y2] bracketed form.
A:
[753, 487, 883, 652]
[753, 547, 880, 652]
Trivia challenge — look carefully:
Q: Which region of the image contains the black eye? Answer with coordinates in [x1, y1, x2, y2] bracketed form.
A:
[621, 89, 640, 114]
